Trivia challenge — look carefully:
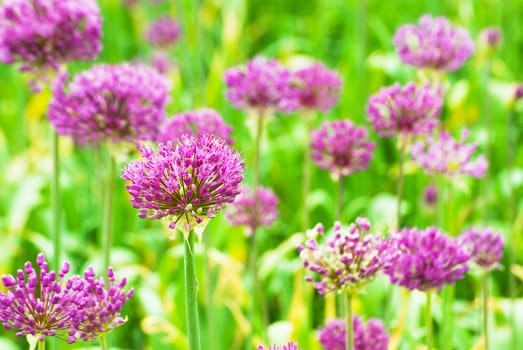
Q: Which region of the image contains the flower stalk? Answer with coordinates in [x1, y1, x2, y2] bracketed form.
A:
[52, 131, 61, 271]
[482, 272, 490, 350]
[184, 231, 201, 350]
[345, 292, 354, 350]
[102, 155, 115, 279]
[426, 291, 433, 350]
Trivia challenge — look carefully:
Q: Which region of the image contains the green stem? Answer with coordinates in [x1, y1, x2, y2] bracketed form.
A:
[102, 155, 116, 276]
[345, 292, 354, 350]
[440, 284, 455, 350]
[482, 272, 490, 350]
[99, 335, 108, 350]
[481, 60, 492, 223]
[181, 0, 202, 105]
[38, 340, 45, 350]
[336, 176, 346, 221]
[51, 131, 61, 271]
[426, 291, 432, 350]
[507, 109, 517, 349]
[301, 111, 314, 230]
[203, 233, 215, 350]
[253, 110, 264, 193]
[396, 137, 407, 228]
[184, 231, 201, 350]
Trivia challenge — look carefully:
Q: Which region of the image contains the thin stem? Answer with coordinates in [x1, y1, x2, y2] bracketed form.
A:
[51, 131, 61, 271]
[396, 137, 407, 228]
[345, 292, 354, 350]
[99, 335, 108, 350]
[184, 231, 201, 350]
[440, 284, 455, 350]
[248, 230, 269, 342]
[507, 109, 517, 349]
[426, 291, 432, 350]
[203, 233, 215, 350]
[482, 272, 490, 350]
[253, 110, 264, 193]
[38, 340, 45, 350]
[336, 176, 346, 221]
[481, 59, 492, 224]
[102, 155, 116, 276]
[301, 111, 314, 230]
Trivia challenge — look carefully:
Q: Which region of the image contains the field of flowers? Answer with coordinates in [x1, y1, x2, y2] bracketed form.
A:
[0, 0, 522, 349]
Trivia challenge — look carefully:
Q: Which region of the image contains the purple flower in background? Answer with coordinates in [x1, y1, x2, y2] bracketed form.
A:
[423, 184, 438, 206]
[224, 56, 298, 114]
[146, 16, 181, 48]
[514, 84, 523, 102]
[227, 185, 279, 234]
[385, 227, 470, 291]
[411, 129, 488, 178]
[293, 62, 342, 112]
[393, 15, 474, 71]
[122, 135, 245, 238]
[48, 63, 171, 145]
[158, 108, 233, 145]
[257, 342, 299, 350]
[311, 120, 375, 180]
[366, 83, 442, 138]
[297, 217, 396, 295]
[460, 227, 504, 271]
[319, 316, 389, 350]
[479, 27, 501, 50]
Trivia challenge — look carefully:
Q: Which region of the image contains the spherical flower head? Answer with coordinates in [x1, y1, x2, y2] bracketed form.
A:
[226, 184, 279, 234]
[293, 62, 342, 112]
[319, 316, 389, 350]
[297, 217, 396, 295]
[257, 341, 299, 350]
[393, 15, 474, 71]
[146, 16, 180, 48]
[48, 63, 171, 145]
[514, 84, 523, 102]
[311, 120, 375, 180]
[411, 129, 488, 178]
[385, 227, 470, 291]
[423, 184, 438, 206]
[459, 227, 504, 271]
[366, 83, 442, 138]
[479, 27, 501, 50]
[122, 134, 245, 240]
[224, 56, 298, 114]
[158, 108, 233, 145]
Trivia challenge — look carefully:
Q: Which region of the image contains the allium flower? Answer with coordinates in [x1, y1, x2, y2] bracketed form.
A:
[479, 27, 501, 49]
[226, 185, 279, 234]
[514, 84, 523, 102]
[393, 15, 474, 71]
[460, 227, 504, 271]
[48, 63, 171, 145]
[257, 342, 299, 350]
[365, 83, 442, 138]
[423, 184, 438, 206]
[297, 217, 395, 295]
[310, 120, 375, 180]
[122, 134, 245, 238]
[319, 316, 389, 350]
[146, 16, 181, 48]
[411, 129, 488, 178]
[158, 108, 233, 145]
[384, 227, 470, 291]
[152, 51, 174, 75]
[293, 63, 342, 112]
[224, 56, 298, 114]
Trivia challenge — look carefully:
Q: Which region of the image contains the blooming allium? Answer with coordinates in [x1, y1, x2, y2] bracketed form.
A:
[460, 227, 504, 271]
[158, 108, 233, 145]
[226, 185, 279, 234]
[384, 227, 470, 291]
[297, 217, 395, 295]
[318, 316, 389, 350]
[310, 120, 375, 180]
[257, 342, 299, 350]
[146, 16, 180, 48]
[365, 83, 442, 138]
[293, 62, 342, 112]
[48, 63, 171, 145]
[393, 15, 474, 71]
[479, 27, 501, 50]
[224, 56, 298, 114]
[411, 129, 488, 178]
[515, 84, 523, 102]
[423, 184, 438, 206]
[122, 134, 245, 238]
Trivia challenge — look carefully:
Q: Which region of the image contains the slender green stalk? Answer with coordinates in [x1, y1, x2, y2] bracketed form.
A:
[426, 291, 433, 350]
[356, 0, 367, 112]
[99, 335, 108, 350]
[507, 109, 517, 349]
[253, 110, 264, 192]
[345, 292, 354, 350]
[184, 232, 201, 350]
[102, 155, 116, 276]
[334, 176, 346, 317]
[440, 284, 455, 350]
[481, 59, 492, 223]
[482, 272, 490, 350]
[38, 340, 45, 350]
[301, 111, 315, 230]
[203, 233, 215, 350]
[51, 131, 61, 271]
[396, 137, 407, 228]
[336, 176, 346, 221]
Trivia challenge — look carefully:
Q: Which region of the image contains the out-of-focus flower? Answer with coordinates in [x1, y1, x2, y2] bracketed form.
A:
[227, 185, 279, 234]
[257, 342, 299, 350]
[411, 129, 488, 178]
[224, 56, 298, 114]
[423, 184, 438, 206]
[48, 63, 171, 145]
[297, 217, 396, 296]
[122, 135, 245, 239]
[293, 63, 342, 112]
[310, 120, 375, 180]
[318, 316, 389, 350]
[146, 16, 180, 48]
[460, 227, 504, 271]
[514, 84, 523, 102]
[158, 108, 233, 145]
[393, 15, 474, 72]
[479, 27, 501, 50]
[366, 83, 442, 138]
[385, 227, 470, 291]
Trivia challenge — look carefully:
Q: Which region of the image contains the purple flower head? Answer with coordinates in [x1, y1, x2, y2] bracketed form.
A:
[423, 184, 438, 206]
[158, 108, 233, 145]
[146, 16, 180, 48]
[318, 316, 389, 350]
[384, 227, 470, 291]
[226, 184, 279, 234]
[514, 84, 523, 102]
[122, 135, 245, 239]
[297, 217, 396, 295]
[479, 27, 501, 50]
[293, 62, 342, 112]
[393, 15, 474, 71]
[459, 227, 504, 271]
[152, 50, 175, 75]
[411, 129, 488, 178]
[366, 83, 442, 138]
[224, 56, 298, 114]
[311, 120, 375, 180]
[257, 342, 299, 350]
[48, 63, 171, 145]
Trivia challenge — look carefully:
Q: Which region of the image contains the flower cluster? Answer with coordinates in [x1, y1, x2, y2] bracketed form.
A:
[224, 56, 298, 114]
[318, 316, 389, 350]
[146, 16, 181, 48]
[365, 83, 442, 138]
[411, 129, 488, 178]
[293, 63, 342, 112]
[460, 227, 504, 271]
[257, 342, 299, 350]
[384, 227, 470, 291]
[48, 63, 171, 145]
[122, 135, 245, 238]
[297, 217, 395, 295]
[158, 108, 233, 145]
[393, 15, 474, 72]
[310, 120, 375, 180]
